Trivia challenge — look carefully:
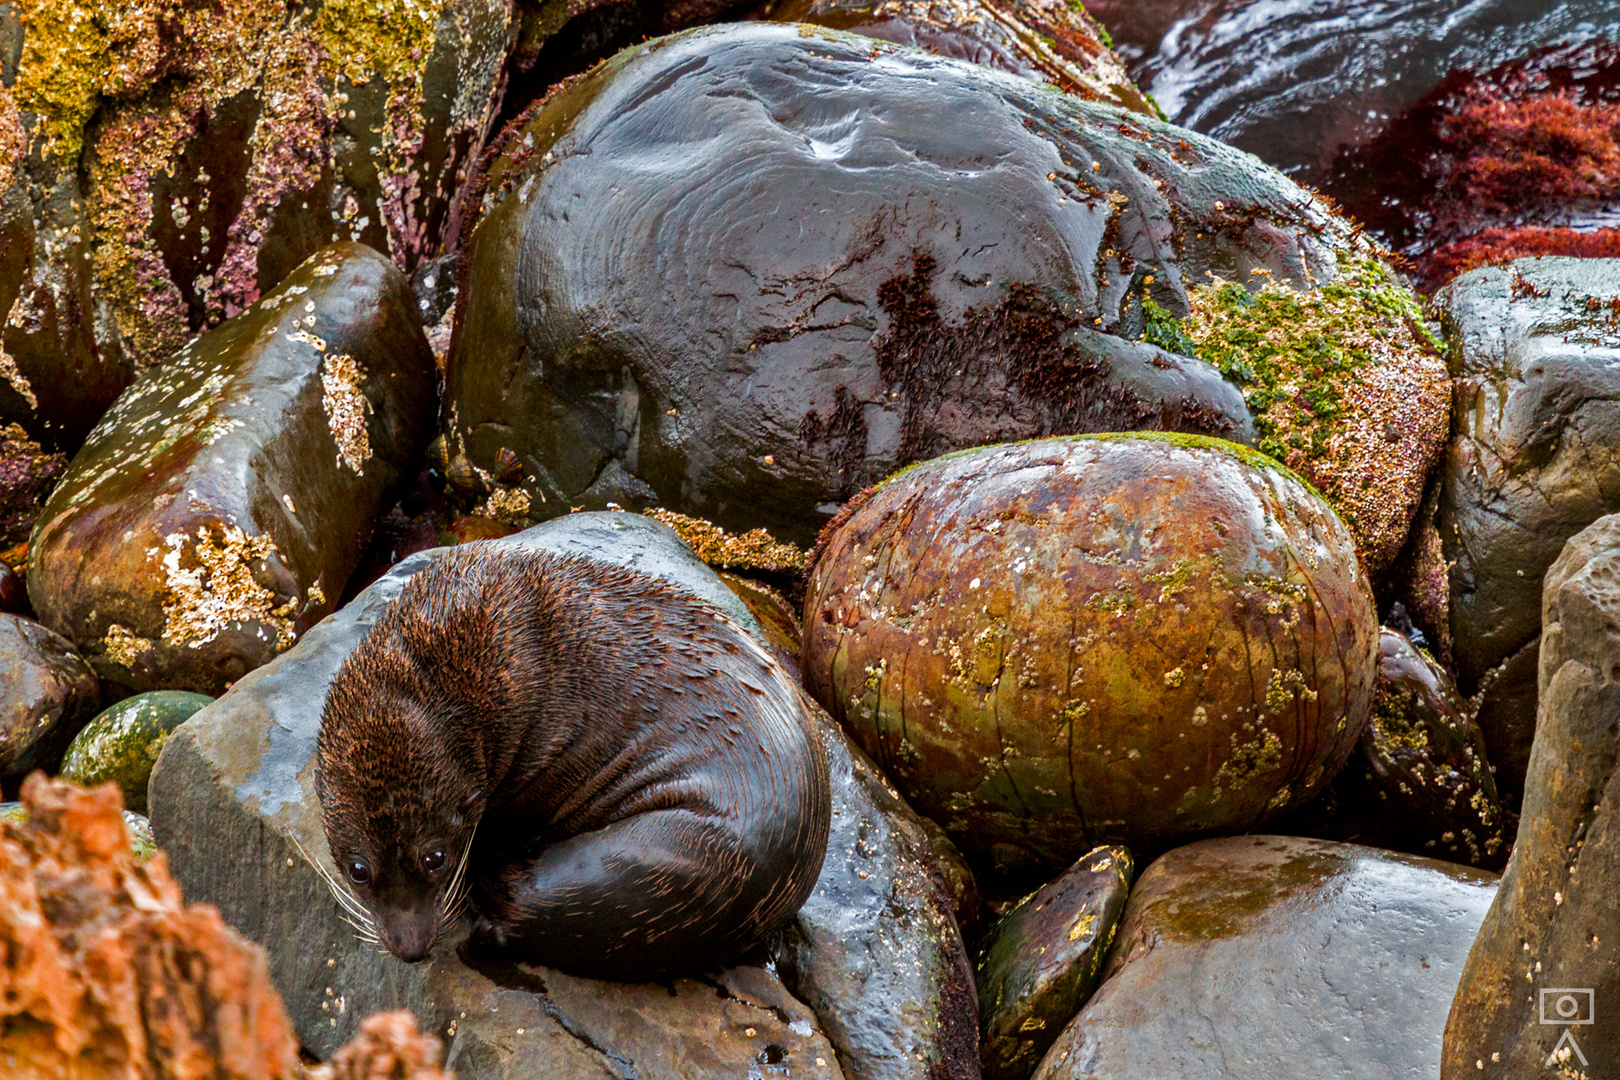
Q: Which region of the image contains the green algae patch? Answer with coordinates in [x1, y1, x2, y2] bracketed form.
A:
[12, 0, 109, 162]
[314, 0, 440, 90]
[59, 690, 214, 813]
[1144, 255, 1450, 577]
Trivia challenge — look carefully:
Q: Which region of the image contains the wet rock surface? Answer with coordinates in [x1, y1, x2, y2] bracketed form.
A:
[1443, 513, 1620, 1077]
[0, 774, 302, 1078]
[1435, 257, 1620, 800]
[754, 0, 1155, 114]
[447, 21, 1376, 545]
[58, 690, 215, 814]
[1282, 628, 1511, 870]
[1085, 0, 1620, 186]
[976, 845, 1132, 1080]
[770, 708, 981, 1080]
[0, 0, 516, 444]
[803, 433, 1379, 866]
[0, 612, 98, 786]
[28, 242, 436, 696]
[146, 512, 922, 1077]
[1036, 835, 1498, 1080]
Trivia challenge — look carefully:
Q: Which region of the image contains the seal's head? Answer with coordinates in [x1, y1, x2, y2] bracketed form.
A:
[314, 635, 488, 964]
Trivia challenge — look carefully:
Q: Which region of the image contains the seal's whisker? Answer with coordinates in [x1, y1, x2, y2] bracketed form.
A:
[291, 833, 376, 928]
[438, 827, 476, 930]
[341, 915, 381, 944]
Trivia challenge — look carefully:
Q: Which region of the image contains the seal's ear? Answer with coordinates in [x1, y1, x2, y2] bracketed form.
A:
[452, 790, 483, 829]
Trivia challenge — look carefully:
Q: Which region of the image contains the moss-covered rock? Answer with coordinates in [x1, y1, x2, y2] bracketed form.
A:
[0, 0, 514, 447]
[58, 690, 214, 814]
[0, 613, 98, 784]
[803, 432, 1380, 866]
[1145, 254, 1450, 579]
[977, 845, 1132, 1080]
[758, 0, 1157, 116]
[447, 22, 1366, 545]
[28, 242, 436, 695]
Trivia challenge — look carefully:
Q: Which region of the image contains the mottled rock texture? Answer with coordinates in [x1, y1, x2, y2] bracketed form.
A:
[0, 421, 63, 559]
[0, 0, 512, 447]
[148, 513, 894, 1078]
[755, 0, 1156, 114]
[59, 690, 214, 814]
[28, 242, 436, 696]
[1037, 835, 1497, 1080]
[0, 773, 302, 1078]
[1283, 627, 1510, 870]
[0, 613, 98, 786]
[977, 845, 1131, 1080]
[1443, 513, 1620, 1078]
[1436, 257, 1620, 803]
[803, 433, 1379, 867]
[444, 22, 1397, 546]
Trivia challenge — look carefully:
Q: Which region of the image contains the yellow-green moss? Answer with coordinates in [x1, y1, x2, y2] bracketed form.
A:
[1155, 256, 1440, 467]
[314, 0, 440, 89]
[12, 0, 110, 162]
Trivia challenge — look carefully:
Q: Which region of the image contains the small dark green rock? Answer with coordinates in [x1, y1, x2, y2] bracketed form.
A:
[978, 845, 1133, 1080]
[59, 690, 214, 814]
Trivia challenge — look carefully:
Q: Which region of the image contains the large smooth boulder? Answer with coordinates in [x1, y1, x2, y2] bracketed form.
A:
[445, 22, 1385, 546]
[0, 613, 99, 784]
[28, 243, 436, 696]
[150, 512, 970, 1078]
[1443, 513, 1620, 1077]
[1036, 836, 1497, 1080]
[803, 433, 1379, 866]
[1436, 257, 1620, 801]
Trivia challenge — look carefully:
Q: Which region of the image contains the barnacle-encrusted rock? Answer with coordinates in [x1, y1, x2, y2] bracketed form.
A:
[977, 845, 1132, 1080]
[757, 0, 1156, 115]
[1147, 254, 1450, 579]
[28, 243, 435, 695]
[0, 420, 64, 558]
[802, 433, 1380, 866]
[446, 22, 1378, 545]
[1034, 836, 1497, 1080]
[59, 690, 214, 814]
[1281, 627, 1510, 870]
[1435, 257, 1620, 803]
[0, 613, 99, 783]
[0, 0, 512, 446]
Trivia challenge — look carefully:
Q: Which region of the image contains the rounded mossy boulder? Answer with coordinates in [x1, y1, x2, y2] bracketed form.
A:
[802, 432, 1380, 866]
[59, 691, 214, 814]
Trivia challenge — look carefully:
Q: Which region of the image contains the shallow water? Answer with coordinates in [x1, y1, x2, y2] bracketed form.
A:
[1086, 0, 1620, 180]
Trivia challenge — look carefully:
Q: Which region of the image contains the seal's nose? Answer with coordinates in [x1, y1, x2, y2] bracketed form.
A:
[382, 912, 437, 964]
[394, 941, 430, 964]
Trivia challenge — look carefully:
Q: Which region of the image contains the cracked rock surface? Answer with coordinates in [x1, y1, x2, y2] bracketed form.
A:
[1036, 835, 1497, 1080]
[1443, 512, 1620, 1077]
[1436, 257, 1620, 802]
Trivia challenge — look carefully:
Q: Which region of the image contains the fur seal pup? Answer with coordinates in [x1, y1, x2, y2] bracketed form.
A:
[313, 543, 832, 980]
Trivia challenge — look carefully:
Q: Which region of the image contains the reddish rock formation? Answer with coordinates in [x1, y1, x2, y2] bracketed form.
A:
[0, 774, 448, 1079]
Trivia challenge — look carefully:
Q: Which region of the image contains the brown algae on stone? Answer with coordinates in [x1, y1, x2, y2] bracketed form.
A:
[320, 352, 372, 474]
[10, 0, 109, 161]
[648, 508, 809, 576]
[160, 524, 295, 650]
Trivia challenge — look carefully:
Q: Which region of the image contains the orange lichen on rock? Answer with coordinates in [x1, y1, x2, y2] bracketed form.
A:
[314, 1012, 450, 1080]
[0, 773, 300, 1078]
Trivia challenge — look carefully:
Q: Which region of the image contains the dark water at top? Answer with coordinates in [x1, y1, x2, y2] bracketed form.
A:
[1085, 0, 1620, 181]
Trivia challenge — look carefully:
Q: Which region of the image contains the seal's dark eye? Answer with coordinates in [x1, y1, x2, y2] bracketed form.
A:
[347, 861, 371, 885]
[422, 850, 446, 874]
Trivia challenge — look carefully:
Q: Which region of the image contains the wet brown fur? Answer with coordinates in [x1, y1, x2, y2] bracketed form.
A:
[314, 544, 832, 980]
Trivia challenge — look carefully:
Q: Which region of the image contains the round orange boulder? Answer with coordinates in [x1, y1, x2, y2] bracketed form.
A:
[803, 433, 1379, 865]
